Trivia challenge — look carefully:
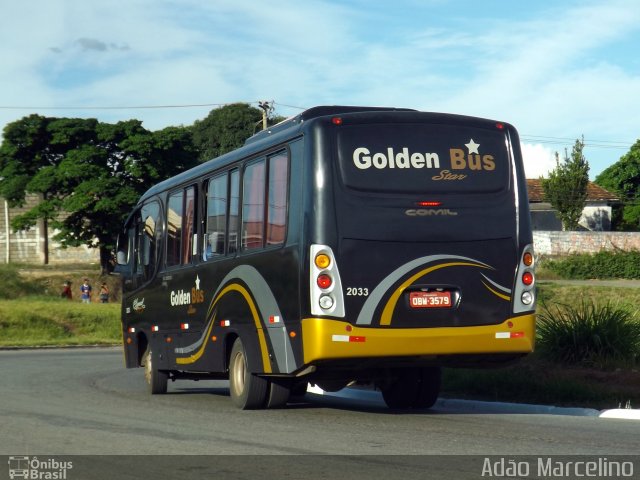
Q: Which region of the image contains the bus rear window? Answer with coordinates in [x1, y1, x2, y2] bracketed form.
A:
[337, 124, 510, 194]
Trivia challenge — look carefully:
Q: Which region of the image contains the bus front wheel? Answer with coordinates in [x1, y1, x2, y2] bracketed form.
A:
[229, 338, 268, 409]
[144, 348, 168, 395]
[380, 366, 441, 409]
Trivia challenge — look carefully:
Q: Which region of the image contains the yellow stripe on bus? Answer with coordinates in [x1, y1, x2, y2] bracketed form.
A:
[175, 283, 272, 373]
[380, 261, 492, 326]
[481, 281, 511, 301]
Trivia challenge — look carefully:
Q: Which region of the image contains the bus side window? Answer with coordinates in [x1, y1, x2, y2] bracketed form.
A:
[204, 173, 228, 260]
[242, 160, 266, 250]
[166, 191, 183, 267]
[136, 201, 160, 281]
[228, 169, 240, 254]
[183, 186, 196, 264]
[267, 150, 288, 245]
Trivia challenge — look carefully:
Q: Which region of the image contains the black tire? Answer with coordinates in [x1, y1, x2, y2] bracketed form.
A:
[414, 366, 442, 409]
[144, 348, 168, 395]
[380, 368, 420, 409]
[380, 367, 441, 409]
[229, 338, 268, 409]
[290, 381, 308, 397]
[265, 379, 291, 409]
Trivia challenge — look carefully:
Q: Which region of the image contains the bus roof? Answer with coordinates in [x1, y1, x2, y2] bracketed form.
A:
[137, 106, 515, 204]
[244, 105, 416, 145]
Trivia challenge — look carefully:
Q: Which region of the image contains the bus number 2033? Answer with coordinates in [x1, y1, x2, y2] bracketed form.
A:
[346, 287, 369, 296]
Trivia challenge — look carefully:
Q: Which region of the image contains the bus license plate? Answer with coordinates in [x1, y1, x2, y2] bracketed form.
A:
[409, 291, 451, 309]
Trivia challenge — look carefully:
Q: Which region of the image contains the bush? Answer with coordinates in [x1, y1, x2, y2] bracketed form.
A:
[543, 250, 640, 279]
[536, 300, 640, 367]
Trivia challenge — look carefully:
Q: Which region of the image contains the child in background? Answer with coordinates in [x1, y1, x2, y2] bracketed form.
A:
[99, 283, 109, 303]
[61, 280, 72, 300]
[80, 278, 92, 304]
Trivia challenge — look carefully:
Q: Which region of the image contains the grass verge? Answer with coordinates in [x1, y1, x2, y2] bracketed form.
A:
[442, 355, 640, 410]
[0, 298, 120, 347]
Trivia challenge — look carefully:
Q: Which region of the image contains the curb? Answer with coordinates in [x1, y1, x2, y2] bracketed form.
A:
[307, 385, 639, 420]
[0, 344, 120, 351]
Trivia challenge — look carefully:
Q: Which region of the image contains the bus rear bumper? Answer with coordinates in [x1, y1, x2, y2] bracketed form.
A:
[301, 314, 535, 365]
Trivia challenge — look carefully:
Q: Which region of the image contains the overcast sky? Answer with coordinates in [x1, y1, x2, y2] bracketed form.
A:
[2, 0, 639, 179]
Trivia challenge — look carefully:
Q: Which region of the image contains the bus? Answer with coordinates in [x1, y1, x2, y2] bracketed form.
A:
[115, 106, 536, 410]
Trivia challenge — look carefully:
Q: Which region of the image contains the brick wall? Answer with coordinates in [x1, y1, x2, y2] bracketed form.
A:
[533, 231, 640, 256]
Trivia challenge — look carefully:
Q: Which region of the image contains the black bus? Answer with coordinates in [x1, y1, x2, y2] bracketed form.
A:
[116, 106, 536, 409]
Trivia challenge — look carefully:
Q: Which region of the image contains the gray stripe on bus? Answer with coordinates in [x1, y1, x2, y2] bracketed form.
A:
[173, 265, 296, 373]
[174, 320, 213, 354]
[480, 273, 512, 294]
[355, 255, 492, 325]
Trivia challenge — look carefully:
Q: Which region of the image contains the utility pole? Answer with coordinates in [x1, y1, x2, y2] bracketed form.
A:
[258, 101, 273, 130]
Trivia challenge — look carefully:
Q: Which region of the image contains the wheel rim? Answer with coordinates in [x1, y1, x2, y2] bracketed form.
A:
[232, 350, 246, 394]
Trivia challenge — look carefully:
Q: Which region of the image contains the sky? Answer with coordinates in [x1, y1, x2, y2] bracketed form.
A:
[1, 0, 640, 180]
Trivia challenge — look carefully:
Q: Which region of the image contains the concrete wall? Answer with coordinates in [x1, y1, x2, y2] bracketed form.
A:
[1, 195, 99, 265]
[533, 231, 640, 256]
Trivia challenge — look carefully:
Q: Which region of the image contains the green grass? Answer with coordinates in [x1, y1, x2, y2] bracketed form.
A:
[0, 264, 47, 298]
[442, 356, 639, 410]
[537, 282, 640, 308]
[0, 297, 120, 347]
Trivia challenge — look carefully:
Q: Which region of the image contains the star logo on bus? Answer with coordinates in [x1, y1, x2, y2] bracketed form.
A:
[195, 275, 201, 290]
[465, 139, 480, 154]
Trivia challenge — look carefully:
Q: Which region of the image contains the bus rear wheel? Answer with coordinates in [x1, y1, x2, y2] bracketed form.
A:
[380, 366, 441, 409]
[266, 379, 291, 409]
[144, 348, 168, 395]
[229, 338, 268, 409]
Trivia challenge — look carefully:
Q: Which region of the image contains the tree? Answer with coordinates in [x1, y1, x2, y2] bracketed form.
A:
[594, 139, 640, 231]
[0, 115, 198, 273]
[191, 103, 283, 162]
[541, 137, 590, 230]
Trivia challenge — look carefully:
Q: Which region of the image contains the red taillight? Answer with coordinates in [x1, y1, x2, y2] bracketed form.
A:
[317, 274, 332, 289]
[416, 201, 442, 207]
[332, 117, 342, 125]
[522, 272, 534, 286]
[496, 122, 504, 130]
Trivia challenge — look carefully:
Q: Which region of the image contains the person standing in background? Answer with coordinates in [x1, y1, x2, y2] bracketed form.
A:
[99, 282, 109, 303]
[61, 280, 72, 300]
[80, 278, 92, 304]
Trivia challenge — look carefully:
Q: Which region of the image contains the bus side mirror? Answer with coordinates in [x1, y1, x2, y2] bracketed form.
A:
[115, 231, 130, 267]
[117, 250, 127, 265]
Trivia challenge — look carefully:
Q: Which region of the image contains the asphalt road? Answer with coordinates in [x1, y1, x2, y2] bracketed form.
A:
[1, 348, 638, 479]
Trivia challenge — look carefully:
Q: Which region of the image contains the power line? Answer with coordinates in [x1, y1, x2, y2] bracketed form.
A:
[0, 102, 241, 110]
[0, 100, 636, 150]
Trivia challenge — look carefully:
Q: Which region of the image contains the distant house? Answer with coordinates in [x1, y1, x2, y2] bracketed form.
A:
[526, 179, 620, 231]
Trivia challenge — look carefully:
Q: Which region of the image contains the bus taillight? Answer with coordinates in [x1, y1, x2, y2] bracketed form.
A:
[512, 244, 536, 314]
[315, 253, 331, 269]
[310, 245, 346, 317]
[317, 274, 332, 289]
